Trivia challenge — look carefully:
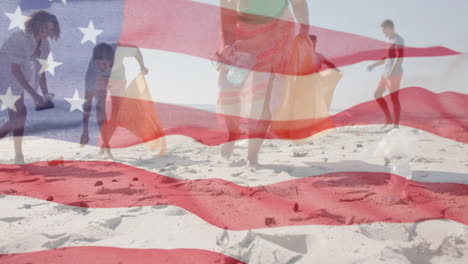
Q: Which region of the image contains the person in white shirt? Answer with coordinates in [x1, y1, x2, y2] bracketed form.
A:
[0, 11, 60, 164]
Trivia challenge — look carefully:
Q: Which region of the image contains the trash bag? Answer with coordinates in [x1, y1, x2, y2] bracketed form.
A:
[374, 128, 417, 159]
[107, 73, 166, 153]
[375, 128, 417, 180]
[271, 35, 343, 142]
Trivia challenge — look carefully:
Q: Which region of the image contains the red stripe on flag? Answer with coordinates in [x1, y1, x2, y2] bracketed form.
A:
[119, 0, 460, 75]
[1, 161, 467, 229]
[0, 247, 243, 264]
[102, 87, 468, 148]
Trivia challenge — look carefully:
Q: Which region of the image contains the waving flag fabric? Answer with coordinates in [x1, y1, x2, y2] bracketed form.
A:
[0, 0, 467, 263]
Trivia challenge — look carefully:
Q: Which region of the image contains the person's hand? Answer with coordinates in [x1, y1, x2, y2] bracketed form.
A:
[299, 24, 309, 37]
[33, 93, 45, 107]
[140, 66, 149, 75]
[384, 77, 392, 89]
[44, 92, 55, 102]
[367, 65, 374, 72]
[217, 44, 236, 64]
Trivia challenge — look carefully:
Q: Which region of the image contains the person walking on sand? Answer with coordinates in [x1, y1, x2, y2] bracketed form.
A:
[216, 0, 310, 167]
[367, 19, 404, 129]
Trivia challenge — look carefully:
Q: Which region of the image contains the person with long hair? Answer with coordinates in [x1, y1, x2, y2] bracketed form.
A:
[0, 10, 60, 164]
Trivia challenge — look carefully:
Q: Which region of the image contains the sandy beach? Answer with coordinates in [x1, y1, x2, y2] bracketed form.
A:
[1, 125, 467, 263]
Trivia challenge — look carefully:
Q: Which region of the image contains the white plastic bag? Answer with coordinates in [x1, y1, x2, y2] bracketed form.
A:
[374, 128, 417, 159]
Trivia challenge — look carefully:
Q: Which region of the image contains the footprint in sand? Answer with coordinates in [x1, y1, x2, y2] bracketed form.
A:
[101, 217, 122, 230]
[358, 222, 415, 242]
[127, 207, 143, 212]
[229, 159, 247, 167]
[0, 217, 25, 223]
[41, 233, 67, 239]
[42, 236, 71, 249]
[232, 171, 244, 177]
[163, 207, 188, 216]
[152, 205, 169, 210]
[354, 247, 412, 264]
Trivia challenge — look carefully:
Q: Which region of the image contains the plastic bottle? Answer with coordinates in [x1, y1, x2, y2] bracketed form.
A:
[227, 66, 249, 86]
[391, 160, 413, 180]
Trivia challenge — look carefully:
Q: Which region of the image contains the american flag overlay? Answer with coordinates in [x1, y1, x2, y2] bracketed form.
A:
[0, 0, 467, 263]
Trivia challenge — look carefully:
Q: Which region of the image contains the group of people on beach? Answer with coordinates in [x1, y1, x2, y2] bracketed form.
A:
[0, 11, 159, 162]
[215, 0, 404, 166]
[0, 0, 405, 167]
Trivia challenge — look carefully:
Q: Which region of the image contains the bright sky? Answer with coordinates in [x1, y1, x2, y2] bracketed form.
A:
[1, 0, 467, 110]
[134, 0, 468, 108]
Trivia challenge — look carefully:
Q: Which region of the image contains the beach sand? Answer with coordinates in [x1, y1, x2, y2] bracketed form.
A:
[1, 125, 467, 263]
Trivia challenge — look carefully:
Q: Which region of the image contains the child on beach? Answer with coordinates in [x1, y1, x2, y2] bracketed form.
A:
[81, 43, 166, 157]
[0, 11, 60, 164]
[81, 43, 148, 158]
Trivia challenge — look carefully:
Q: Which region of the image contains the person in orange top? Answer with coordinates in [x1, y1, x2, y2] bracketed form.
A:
[217, 0, 310, 167]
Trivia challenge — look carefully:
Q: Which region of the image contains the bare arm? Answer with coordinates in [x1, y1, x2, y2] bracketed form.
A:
[82, 87, 94, 135]
[220, 0, 237, 46]
[115, 44, 148, 74]
[11, 63, 43, 104]
[82, 64, 95, 143]
[290, 0, 310, 35]
[38, 73, 49, 96]
[369, 59, 385, 68]
[135, 48, 145, 68]
[135, 48, 148, 74]
[368, 49, 388, 69]
[319, 54, 340, 71]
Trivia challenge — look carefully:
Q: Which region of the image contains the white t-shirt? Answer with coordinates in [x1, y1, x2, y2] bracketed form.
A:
[0, 30, 50, 95]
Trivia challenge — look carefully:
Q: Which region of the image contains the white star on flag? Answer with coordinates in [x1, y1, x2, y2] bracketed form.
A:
[64, 90, 86, 112]
[0, 87, 21, 112]
[79, 20, 103, 45]
[37, 52, 62, 76]
[49, 0, 67, 5]
[4, 6, 29, 31]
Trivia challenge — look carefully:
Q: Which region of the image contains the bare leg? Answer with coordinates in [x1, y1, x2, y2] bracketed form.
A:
[102, 95, 120, 158]
[156, 136, 167, 156]
[390, 91, 401, 128]
[11, 98, 27, 164]
[0, 120, 12, 139]
[374, 85, 393, 126]
[95, 93, 109, 155]
[218, 68, 241, 159]
[13, 139, 24, 164]
[247, 73, 275, 167]
[221, 116, 241, 159]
